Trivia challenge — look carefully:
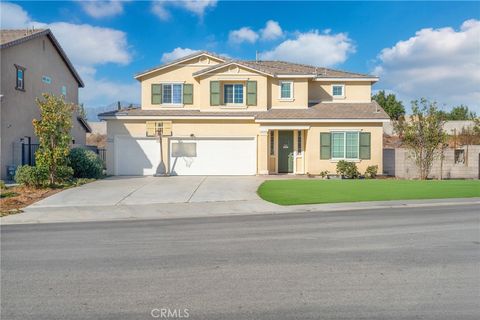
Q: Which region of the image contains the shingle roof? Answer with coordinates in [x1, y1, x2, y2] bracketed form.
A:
[0, 29, 84, 87]
[98, 102, 389, 120]
[135, 51, 229, 79]
[255, 101, 389, 120]
[192, 59, 375, 79]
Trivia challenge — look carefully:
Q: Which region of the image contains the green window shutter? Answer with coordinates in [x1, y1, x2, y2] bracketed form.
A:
[359, 132, 371, 159]
[183, 84, 193, 104]
[210, 81, 220, 106]
[151, 84, 162, 105]
[246, 80, 257, 106]
[320, 132, 331, 159]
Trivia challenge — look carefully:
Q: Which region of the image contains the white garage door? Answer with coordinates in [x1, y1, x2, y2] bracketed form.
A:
[115, 136, 161, 176]
[169, 138, 256, 175]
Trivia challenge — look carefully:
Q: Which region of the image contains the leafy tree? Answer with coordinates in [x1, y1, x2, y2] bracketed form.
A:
[444, 105, 476, 120]
[33, 93, 74, 185]
[372, 90, 405, 120]
[394, 99, 447, 180]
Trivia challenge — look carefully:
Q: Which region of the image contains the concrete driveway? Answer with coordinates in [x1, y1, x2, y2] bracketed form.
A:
[30, 176, 266, 208]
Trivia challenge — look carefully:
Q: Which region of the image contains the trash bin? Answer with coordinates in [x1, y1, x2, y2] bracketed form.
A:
[6, 165, 16, 181]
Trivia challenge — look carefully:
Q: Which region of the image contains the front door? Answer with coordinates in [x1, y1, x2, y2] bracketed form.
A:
[278, 131, 294, 173]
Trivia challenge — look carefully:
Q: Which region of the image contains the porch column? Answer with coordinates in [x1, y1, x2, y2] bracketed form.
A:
[257, 128, 269, 175]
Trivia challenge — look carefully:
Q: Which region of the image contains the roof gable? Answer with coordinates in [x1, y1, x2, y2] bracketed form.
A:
[135, 51, 227, 80]
[193, 61, 274, 78]
[0, 29, 84, 87]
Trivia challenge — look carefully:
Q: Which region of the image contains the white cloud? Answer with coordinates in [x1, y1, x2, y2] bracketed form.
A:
[229, 27, 259, 44]
[259, 30, 355, 66]
[151, 1, 171, 21]
[0, 2, 32, 28]
[79, 1, 125, 19]
[161, 47, 199, 63]
[78, 67, 139, 106]
[0, 2, 136, 108]
[47, 22, 131, 66]
[260, 20, 283, 41]
[151, 0, 217, 21]
[374, 19, 480, 112]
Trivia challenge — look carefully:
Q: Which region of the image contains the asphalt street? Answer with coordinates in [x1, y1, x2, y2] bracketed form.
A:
[1, 205, 479, 320]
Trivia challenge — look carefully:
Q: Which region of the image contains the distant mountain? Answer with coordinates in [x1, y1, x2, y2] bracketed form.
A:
[85, 101, 140, 121]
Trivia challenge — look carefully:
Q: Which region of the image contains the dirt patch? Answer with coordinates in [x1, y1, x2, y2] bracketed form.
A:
[0, 186, 62, 216]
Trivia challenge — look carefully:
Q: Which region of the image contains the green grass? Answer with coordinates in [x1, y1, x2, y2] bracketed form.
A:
[257, 179, 480, 205]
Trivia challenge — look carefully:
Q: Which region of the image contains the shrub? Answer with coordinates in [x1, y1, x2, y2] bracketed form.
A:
[14, 165, 49, 188]
[364, 165, 378, 179]
[0, 180, 6, 190]
[56, 165, 74, 183]
[68, 148, 103, 179]
[319, 170, 329, 178]
[336, 160, 359, 179]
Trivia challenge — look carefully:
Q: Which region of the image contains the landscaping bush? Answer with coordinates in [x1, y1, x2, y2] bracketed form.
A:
[68, 148, 103, 179]
[319, 170, 329, 179]
[0, 180, 5, 190]
[336, 160, 359, 179]
[56, 165, 74, 183]
[364, 165, 379, 179]
[14, 165, 49, 188]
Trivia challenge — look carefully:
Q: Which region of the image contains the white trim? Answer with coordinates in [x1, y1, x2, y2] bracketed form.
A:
[332, 84, 345, 99]
[135, 53, 225, 79]
[255, 119, 389, 123]
[314, 77, 379, 82]
[279, 80, 294, 100]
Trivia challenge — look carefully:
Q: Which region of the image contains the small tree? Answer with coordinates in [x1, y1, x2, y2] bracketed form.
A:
[444, 105, 476, 120]
[372, 90, 405, 120]
[394, 99, 447, 180]
[33, 93, 74, 185]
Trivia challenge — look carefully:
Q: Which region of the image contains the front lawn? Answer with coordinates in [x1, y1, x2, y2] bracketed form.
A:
[257, 179, 480, 205]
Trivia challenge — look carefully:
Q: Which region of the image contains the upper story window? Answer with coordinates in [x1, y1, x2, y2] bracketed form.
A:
[224, 83, 243, 104]
[280, 81, 293, 100]
[332, 84, 345, 99]
[151, 83, 193, 106]
[163, 83, 183, 104]
[15, 65, 25, 91]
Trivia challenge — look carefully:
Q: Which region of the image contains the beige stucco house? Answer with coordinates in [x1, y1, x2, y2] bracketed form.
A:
[0, 29, 90, 180]
[99, 51, 389, 176]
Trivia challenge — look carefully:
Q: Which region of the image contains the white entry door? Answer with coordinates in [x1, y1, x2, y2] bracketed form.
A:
[115, 136, 161, 175]
[169, 138, 256, 175]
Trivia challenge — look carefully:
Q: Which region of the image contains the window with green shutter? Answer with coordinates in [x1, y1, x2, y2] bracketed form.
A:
[359, 132, 371, 159]
[320, 132, 331, 159]
[183, 83, 193, 104]
[210, 81, 220, 106]
[151, 84, 162, 105]
[246, 80, 257, 106]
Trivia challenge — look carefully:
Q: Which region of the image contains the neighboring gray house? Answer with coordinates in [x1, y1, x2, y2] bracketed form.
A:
[0, 28, 91, 180]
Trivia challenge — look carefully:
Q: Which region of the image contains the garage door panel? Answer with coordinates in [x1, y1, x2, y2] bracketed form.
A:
[170, 138, 256, 175]
[116, 137, 160, 176]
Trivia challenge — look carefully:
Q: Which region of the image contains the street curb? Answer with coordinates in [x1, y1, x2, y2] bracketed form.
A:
[1, 198, 479, 226]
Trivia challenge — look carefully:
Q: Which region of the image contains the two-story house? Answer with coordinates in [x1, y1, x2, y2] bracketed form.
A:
[0, 28, 91, 180]
[99, 51, 389, 176]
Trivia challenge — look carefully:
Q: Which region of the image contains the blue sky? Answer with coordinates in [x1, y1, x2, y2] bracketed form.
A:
[1, 1, 479, 113]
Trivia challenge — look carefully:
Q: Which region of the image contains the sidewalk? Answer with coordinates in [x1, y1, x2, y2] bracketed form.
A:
[2, 198, 479, 225]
